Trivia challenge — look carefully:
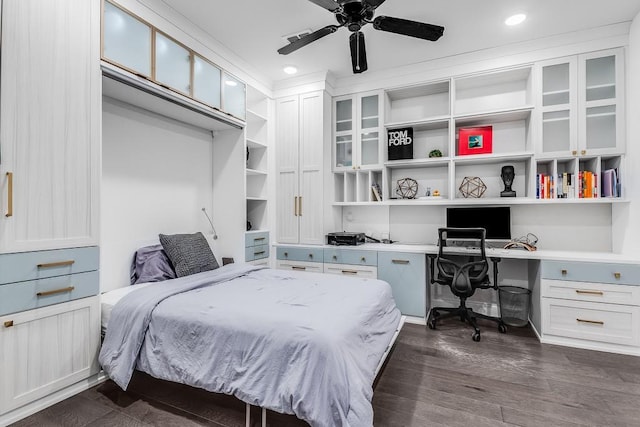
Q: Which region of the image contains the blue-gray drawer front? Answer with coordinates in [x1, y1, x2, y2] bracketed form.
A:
[378, 252, 426, 317]
[0, 246, 99, 285]
[276, 247, 323, 263]
[0, 270, 99, 315]
[245, 232, 269, 248]
[542, 260, 640, 285]
[323, 248, 377, 266]
[245, 245, 269, 262]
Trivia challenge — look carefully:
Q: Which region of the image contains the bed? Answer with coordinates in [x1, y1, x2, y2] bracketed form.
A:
[99, 262, 403, 427]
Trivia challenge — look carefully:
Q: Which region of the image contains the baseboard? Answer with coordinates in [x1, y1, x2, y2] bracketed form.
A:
[540, 335, 640, 357]
[0, 372, 108, 427]
[404, 315, 426, 325]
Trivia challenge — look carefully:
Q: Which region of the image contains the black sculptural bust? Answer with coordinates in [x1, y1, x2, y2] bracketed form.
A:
[500, 165, 516, 197]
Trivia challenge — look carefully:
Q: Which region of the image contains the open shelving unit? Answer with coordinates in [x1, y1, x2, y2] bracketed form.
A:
[245, 85, 270, 231]
[333, 52, 626, 206]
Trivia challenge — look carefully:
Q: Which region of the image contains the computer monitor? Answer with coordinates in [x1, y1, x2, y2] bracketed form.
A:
[446, 206, 511, 242]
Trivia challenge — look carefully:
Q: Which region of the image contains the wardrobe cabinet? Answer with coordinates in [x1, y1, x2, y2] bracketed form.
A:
[276, 91, 328, 245]
[0, 0, 100, 253]
[0, 0, 101, 420]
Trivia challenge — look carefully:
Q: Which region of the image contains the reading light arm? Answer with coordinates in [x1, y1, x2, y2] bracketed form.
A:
[201, 207, 218, 240]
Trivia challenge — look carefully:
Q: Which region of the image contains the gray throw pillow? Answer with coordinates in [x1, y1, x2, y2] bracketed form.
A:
[130, 244, 177, 285]
[159, 232, 219, 277]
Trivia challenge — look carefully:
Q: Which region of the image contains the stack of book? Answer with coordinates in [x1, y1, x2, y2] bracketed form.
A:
[536, 169, 621, 199]
[537, 173, 576, 199]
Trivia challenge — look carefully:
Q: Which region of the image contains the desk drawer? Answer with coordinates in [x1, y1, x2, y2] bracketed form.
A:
[323, 248, 377, 266]
[542, 298, 640, 347]
[0, 247, 99, 285]
[0, 270, 99, 316]
[542, 279, 640, 306]
[541, 261, 640, 285]
[245, 244, 269, 262]
[323, 263, 377, 278]
[276, 260, 323, 273]
[245, 232, 269, 248]
[276, 247, 323, 263]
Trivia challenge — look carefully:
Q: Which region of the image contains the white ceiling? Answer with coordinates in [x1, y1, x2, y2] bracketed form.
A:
[158, 0, 640, 85]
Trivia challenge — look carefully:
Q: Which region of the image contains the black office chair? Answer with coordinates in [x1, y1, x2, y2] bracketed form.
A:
[427, 227, 507, 342]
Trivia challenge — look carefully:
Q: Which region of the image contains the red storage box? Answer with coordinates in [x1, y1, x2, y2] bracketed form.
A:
[458, 126, 492, 155]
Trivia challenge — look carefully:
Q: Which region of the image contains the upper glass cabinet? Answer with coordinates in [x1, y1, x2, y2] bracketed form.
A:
[537, 48, 624, 157]
[333, 92, 382, 171]
[101, 1, 248, 122]
[155, 33, 191, 95]
[335, 98, 354, 169]
[222, 73, 246, 120]
[193, 55, 221, 109]
[103, 1, 151, 77]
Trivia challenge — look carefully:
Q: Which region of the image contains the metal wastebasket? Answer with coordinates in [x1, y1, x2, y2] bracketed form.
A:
[498, 286, 531, 327]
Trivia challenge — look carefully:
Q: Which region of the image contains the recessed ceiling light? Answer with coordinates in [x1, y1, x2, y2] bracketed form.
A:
[283, 66, 298, 75]
[225, 80, 238, 87]
[505, 13, 526, 26]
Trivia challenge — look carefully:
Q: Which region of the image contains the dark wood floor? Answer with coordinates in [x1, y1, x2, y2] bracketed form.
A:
[11, 321, 640, 426]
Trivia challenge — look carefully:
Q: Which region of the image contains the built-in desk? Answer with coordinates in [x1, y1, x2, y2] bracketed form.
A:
[273, 242, 640, 356]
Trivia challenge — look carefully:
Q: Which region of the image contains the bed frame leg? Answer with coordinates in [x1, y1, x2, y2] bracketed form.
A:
[244, 403, 267, 427]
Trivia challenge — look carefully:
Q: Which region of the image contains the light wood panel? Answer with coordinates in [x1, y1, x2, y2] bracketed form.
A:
[0, 296, 100, 414]
[0, 0, 100, 253]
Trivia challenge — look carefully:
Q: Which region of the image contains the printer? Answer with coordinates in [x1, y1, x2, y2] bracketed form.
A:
[327, 232, 366, 246]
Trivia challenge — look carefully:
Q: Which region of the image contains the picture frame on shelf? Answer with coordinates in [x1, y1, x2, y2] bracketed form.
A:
[458, 126, 492, 155]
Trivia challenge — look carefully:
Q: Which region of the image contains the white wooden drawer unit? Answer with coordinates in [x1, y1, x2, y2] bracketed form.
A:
[541, 260, 640, 353]
[323, 263, 377, 278]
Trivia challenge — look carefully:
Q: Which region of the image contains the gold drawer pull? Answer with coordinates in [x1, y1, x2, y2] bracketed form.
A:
[36, 286, 75, 297]
[308, 253, 313, 259]
[283, 252, 288, 257]
[577, 318, 604, 325]
[614, 272, 621, 279]
[291, 266, 306, 271]
[37, 260, 75, 268]
[561, 269, 568, 276]
[299, 196, 302, 216]
[581, 150, 587, 155]
[294, 197, 298, 216]
[360, 257, 366, 262]
[392, 259, 410, 264]
[342, 270, 358, 275]
[5, 172, 13, 217]
[4, 320, 14, 328]
[254, 251, 265, 256]
[576, 290, 604, 296]
[254, 237, 266, 242]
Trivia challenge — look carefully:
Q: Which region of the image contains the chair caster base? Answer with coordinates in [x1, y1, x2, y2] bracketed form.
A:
[472, 332, 481, 342]
[427, 318, 437, 330]
[498, 322, 507, 334]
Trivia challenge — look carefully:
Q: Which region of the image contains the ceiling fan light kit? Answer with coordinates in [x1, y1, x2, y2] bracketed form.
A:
[278, 0, 444, 74]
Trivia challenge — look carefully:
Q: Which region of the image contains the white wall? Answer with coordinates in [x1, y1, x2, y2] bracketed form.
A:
[101, 97, 216, 292]
[344, 204, 612, 252]
[613, 11, 640, 255]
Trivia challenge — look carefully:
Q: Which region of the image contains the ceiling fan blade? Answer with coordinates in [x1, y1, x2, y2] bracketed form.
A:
[373, 16, 444, 41]
[307, 0, 340, 12]
[278, 25, 339, 55]
[364, 0, 387, 10]
[349, 31, 368, 74]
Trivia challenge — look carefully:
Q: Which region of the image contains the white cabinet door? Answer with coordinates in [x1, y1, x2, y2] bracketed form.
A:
[578, 48, 625, 156]
[276, 96, 300, 243]
[0, 0, 100, 253]
[0, 296, 100, 414]
[299, 92, 324, 245]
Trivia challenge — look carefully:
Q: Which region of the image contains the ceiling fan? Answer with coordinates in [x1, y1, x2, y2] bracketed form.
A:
[277, 0, 445, 74]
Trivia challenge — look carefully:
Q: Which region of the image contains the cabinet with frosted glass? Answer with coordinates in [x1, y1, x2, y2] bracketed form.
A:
[333, 91, 383, 171]
[536, 48, 625, 158]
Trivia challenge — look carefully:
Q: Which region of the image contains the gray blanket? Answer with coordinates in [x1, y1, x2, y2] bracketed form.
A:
[99, 263, 401, 427]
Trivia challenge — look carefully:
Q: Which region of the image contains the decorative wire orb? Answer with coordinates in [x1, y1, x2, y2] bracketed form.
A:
[459, 176, 487, 198]
[396, 178, 418, 199]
